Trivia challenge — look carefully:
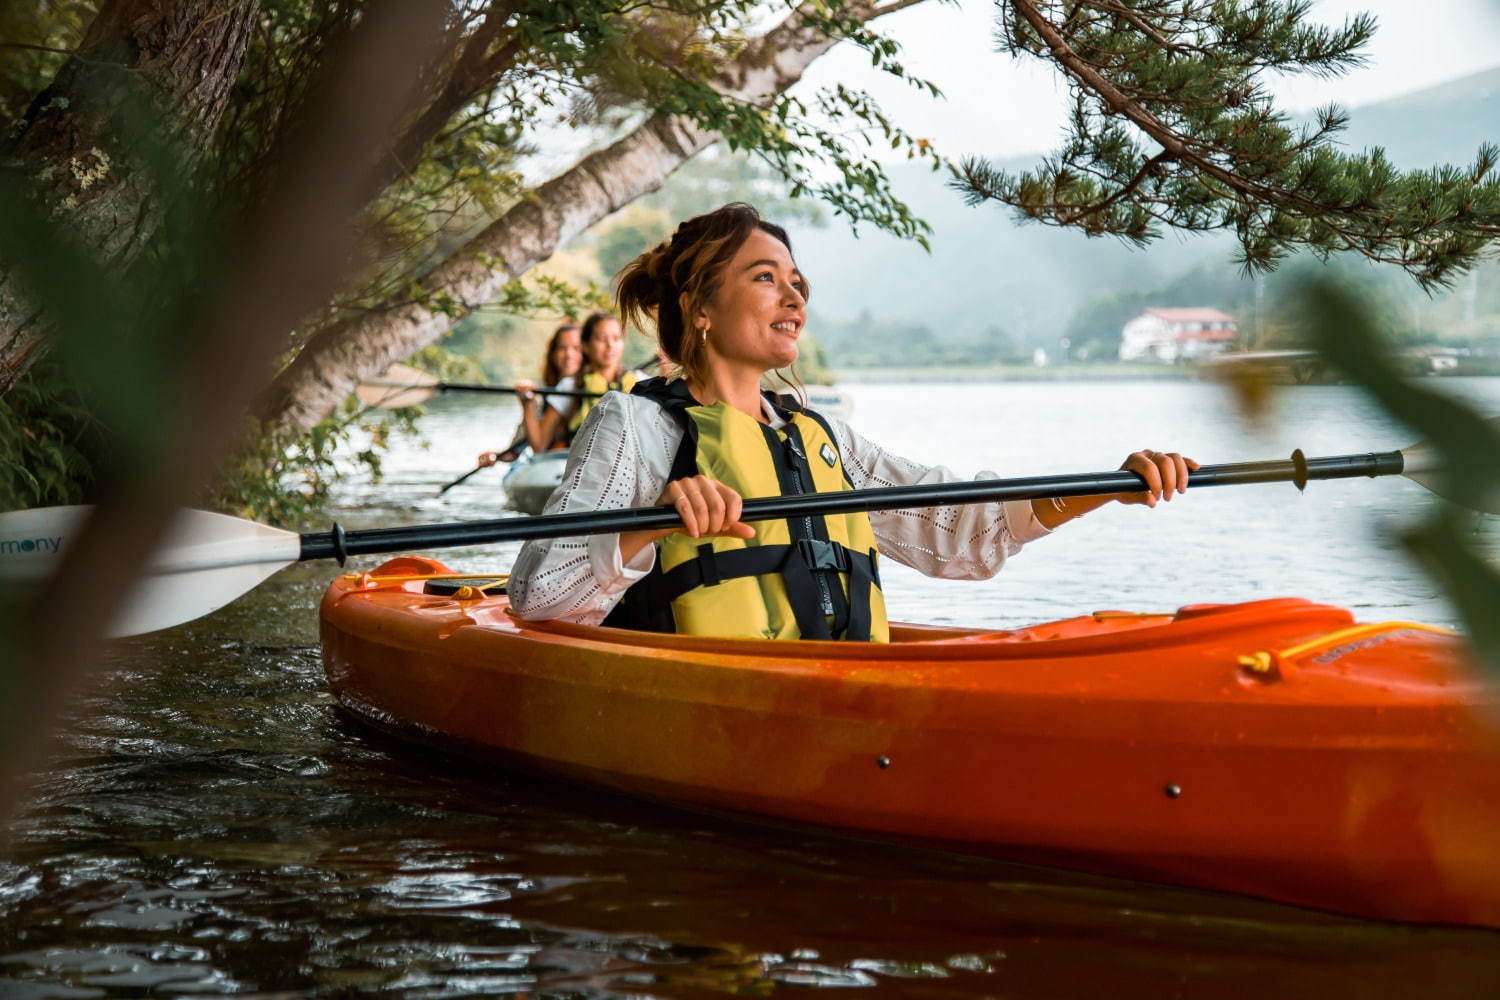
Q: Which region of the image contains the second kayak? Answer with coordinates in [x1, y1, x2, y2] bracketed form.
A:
[502, 450, 569, 515]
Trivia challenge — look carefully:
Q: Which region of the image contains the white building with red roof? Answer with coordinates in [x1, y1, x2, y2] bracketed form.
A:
[1119, 307, 1238, 363]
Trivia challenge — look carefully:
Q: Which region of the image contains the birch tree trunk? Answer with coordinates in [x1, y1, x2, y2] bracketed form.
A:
[0, 0, 259, 395]
[256, 0, 909, 438]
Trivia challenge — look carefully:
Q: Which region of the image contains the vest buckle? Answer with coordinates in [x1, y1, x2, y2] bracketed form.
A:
[797, 538, 847, 573]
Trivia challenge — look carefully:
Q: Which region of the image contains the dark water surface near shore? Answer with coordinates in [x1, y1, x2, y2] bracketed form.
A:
[5, 379, 1500, 997]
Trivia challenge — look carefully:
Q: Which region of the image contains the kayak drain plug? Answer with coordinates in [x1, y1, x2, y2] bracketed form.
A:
[1164, 784, 1182, 799]
[876, 755, 891, 769]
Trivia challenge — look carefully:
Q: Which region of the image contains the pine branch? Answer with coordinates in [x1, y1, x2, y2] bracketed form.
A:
[959, 0, 1500, 285]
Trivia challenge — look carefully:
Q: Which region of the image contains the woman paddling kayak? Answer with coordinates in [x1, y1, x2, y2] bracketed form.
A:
[477, 320, 583, 466]
[509, 203, 1197, 639]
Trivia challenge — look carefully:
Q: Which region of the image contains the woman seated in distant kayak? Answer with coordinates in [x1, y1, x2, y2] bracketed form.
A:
[509, 203, 1196, 641]
[478, 321, 582, 466]
[503, 311, 640, 465]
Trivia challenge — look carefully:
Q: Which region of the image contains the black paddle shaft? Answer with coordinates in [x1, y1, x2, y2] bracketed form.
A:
[439, 382, 600, 399]
[298, 449, 1404, 564]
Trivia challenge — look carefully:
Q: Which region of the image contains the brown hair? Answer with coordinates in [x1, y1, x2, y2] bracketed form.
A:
[615, 203, 807, 382]
[540, 322, 580, 386]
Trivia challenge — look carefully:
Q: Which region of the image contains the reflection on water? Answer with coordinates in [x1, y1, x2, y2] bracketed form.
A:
[4, 380, 1500, 997]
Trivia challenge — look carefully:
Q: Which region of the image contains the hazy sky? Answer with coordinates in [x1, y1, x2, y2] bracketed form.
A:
[794, 0, 1500, 162]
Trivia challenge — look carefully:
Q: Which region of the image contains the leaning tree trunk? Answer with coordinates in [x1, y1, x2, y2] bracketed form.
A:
[256, 0, 899, 438]
[0, 0, 258, 395]
[256, 114, 716, 437]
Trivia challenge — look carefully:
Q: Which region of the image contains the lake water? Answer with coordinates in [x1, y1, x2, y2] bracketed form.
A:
[3, 378, 1500, 998]
[341, 375, 1500, 629]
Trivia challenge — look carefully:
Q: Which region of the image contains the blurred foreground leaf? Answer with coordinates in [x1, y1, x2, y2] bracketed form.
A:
[0, 0, 453, 823]
[1301, 278, 1500, 675]
[1405, 512, 1500, 671]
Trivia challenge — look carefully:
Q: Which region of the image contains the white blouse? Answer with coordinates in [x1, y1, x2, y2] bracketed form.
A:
[507, 390, 1051, 624]
[541, 375, 580, 417]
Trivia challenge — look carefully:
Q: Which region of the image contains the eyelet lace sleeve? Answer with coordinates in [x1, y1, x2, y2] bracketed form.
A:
[507, 393, 680, 624]
[824, 415, 1050, 581]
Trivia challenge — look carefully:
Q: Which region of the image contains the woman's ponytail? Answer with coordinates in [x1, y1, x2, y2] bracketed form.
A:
[616, 240, 673, 365]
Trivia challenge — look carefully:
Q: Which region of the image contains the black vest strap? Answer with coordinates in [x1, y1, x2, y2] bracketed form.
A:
[793, 405, 855, 490]
[601, 562, 676, 632]
[757, 419, 850, 635]
[844, 547, 877, 644]
[629, 376, 700, 481]
[601, 377, 696, 633]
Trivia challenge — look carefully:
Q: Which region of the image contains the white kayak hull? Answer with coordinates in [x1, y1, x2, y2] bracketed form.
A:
[502, 450, 569, 515]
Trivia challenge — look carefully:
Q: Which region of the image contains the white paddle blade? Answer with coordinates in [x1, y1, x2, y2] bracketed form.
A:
[111, 555, 291, 637]
[0, 504, 89, 580]
[1400, 416, 1500, 516]
[116, 509, 303, 636]
[354, 362, 440, 409]
[0, 506, 303, 636]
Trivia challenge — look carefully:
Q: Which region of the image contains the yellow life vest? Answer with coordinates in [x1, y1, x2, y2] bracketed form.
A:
[566, 370, 639, 439]
[603, 377, 889, 642]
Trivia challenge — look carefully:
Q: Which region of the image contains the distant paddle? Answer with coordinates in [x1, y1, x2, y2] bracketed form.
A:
[437, 429, 530, 497]
[2, 432, 1481, 637]
[355, 363, 601, 410]
[436, 462, 497, 497]
[358, 363, 856, 421]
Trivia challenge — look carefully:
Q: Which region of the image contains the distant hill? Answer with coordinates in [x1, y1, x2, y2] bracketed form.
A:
[784, 66, 1500, 352]
[1337, 67, 1500, 169]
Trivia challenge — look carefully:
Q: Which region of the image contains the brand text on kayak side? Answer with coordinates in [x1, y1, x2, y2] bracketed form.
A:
[0, 536, 63, 555]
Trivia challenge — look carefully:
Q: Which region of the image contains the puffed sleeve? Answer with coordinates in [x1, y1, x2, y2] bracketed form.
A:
[507, 393, 673, 623]
[824, 415, 1050, 580]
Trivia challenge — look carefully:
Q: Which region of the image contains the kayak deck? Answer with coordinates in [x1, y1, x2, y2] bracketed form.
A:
[321, 556, 1500, 927]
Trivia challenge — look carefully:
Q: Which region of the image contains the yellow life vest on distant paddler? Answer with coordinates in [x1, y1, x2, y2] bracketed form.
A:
[603, 377, 889, 643]
[566, 369, 639, 439]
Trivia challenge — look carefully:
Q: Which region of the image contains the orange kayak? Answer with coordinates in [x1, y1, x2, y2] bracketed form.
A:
[321, 556, 1500, 927]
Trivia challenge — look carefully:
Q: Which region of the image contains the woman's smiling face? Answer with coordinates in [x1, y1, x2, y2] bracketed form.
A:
[584, 317, 624, 372]
[550, 328, 582, 376]
[695, 227, 808, 375]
